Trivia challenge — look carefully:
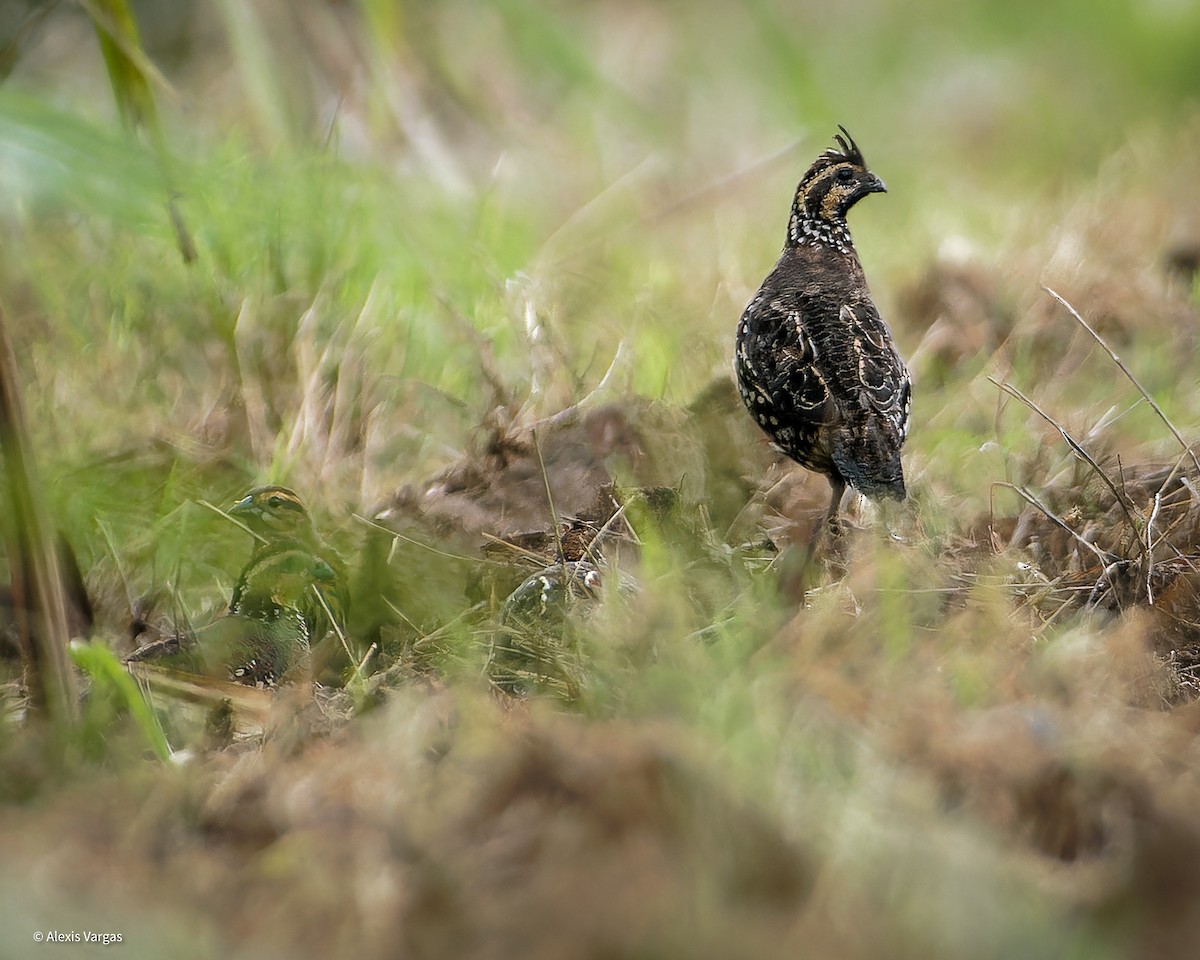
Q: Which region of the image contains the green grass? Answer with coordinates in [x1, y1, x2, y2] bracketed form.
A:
[1, 1, 1200, 957]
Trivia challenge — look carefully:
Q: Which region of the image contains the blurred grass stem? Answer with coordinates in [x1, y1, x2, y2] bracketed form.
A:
[0, 306, 78, 727]
[83, 0, 196, 263]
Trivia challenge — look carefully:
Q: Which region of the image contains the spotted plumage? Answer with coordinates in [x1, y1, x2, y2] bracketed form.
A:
[735, 127, 911, 527]
[489, 561, 636, 698]
[206, 543, 337, 687]
[127, 542, 330, 687]
[498, 561, 605, 625]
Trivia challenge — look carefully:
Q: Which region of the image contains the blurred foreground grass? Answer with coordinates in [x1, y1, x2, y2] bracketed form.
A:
[1, 1, 1200, 958]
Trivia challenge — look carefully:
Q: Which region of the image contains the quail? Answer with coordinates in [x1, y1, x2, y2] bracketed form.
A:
[735, 126, 911, 538]
[228, 485, 349, 647]
[489, 561, 637, 698]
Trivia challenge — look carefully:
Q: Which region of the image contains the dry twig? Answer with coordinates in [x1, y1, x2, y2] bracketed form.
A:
[1043, 285, 1200, 475]
[990, 377, 1144, 539]
[992, 481, 1116, 570]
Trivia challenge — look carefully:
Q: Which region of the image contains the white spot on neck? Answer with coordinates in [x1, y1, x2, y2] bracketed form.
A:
[788, 215, 852, 254]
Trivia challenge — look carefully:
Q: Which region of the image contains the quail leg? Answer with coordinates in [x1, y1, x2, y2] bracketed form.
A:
[799, 477, 845, 570]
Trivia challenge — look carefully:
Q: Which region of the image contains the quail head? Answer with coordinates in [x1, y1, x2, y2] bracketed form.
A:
[229, 485, 320, 541]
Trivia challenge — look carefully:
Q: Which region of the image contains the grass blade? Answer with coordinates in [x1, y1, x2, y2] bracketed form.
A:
[70, 641, 171, 762]
[81, 0, 196, 262]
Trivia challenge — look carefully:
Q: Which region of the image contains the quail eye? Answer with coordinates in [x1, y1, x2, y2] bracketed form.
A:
[268, 496, 283, 508]
[836, 167, 855, 183]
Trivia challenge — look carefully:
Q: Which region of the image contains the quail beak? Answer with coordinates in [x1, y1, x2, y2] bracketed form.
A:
[229, 495, 260, 519]
[868, 175, 887, 194]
